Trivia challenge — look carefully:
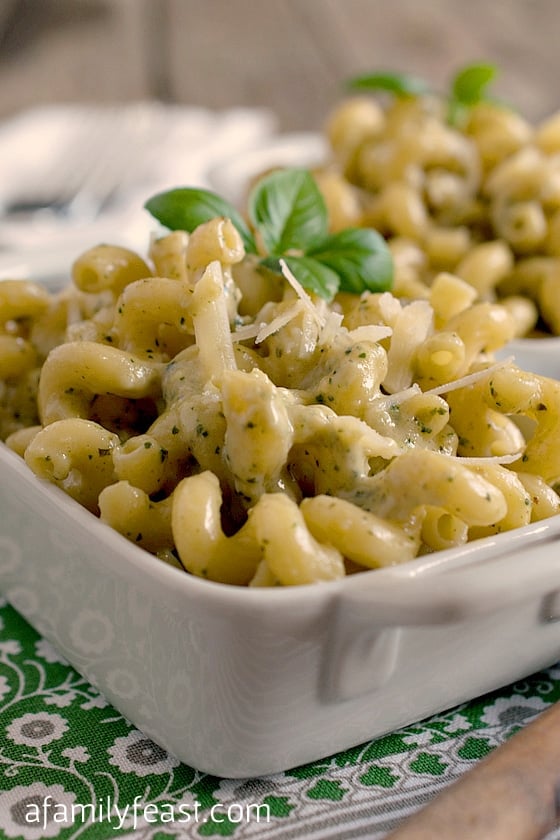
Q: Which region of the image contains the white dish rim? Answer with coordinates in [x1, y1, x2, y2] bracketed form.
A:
[2, 437, 560, 607]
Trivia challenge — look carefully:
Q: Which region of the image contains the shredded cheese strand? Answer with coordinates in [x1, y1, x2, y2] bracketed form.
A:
[231, 322, 264, 342]
[449, 452, 523, 465]
[425, 356, 515, 397]
[280, 259, 326, 330]
[256, 302, 303, 343]
[348, 324, 393, 343]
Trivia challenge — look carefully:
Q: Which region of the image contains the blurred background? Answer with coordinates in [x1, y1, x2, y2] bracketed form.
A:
[1, 0, 560, 131]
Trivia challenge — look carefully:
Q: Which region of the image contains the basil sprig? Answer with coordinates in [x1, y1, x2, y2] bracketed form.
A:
[144, 187, 256, 254]
[145, 168, 393, 301]
[347, 70, 431, 98]
[346, 62, 500, 125]
[448, 63, 498, 125]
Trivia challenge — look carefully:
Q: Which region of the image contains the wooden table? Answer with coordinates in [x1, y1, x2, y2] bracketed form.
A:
[1, 0, 560, 132]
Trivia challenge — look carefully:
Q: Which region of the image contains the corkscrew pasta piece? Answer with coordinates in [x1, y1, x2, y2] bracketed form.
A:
[4, 425, 41, 458]
[288, 403, 402, 497]
[72, 244, 152, 295]
[186, 216, 245, 272]
[466, 101, 532, 170]
[483, 366, 560, 483]
[300, 494, 420, 569]
[415, 332, 467, 387]
[445, 303, 516, 369]
[29, 288, 81, 358]
[447, 389, 525, 458]
[0, 370, 41, 440]
[346, 448, 508, 529]
[428, 272, 477, 326]
[312, 169, 363, 231]
[516, 473, 560, 522]
[535, 110, 560, 154]
[112, 276, 194, 359]
[467, 463, 531, 538]
[0, 282, 44, 435]
[24, 418, 119, 512]
[0, 279, 51, 323]
[304, 338, 388, 419]
[380, 181, 430, 240]
[538, 268, 560, 334]
[455, 241, 514, 298]
[0, 335, 37, 380]
[325, 95, 385, 174]
[98, 481, 174, 555]
[37, 341, 162, 425]
[250, 492, 345, 585]
[366, 390, 455, 453]
[500, 295, 539, 338]
[417, 505, 469, 552]
[171, 470, 263, 585]
[187, 218, 244, 322]
[149, 231, 190, 282]
[423, 226, 471, 272]
[112, 434, 170, 496]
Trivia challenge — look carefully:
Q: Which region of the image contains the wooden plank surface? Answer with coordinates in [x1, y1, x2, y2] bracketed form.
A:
[0, 0, 560, 131]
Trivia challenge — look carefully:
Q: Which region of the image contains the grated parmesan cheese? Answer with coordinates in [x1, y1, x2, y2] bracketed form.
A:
[425, 356, 515, 397]
[447, 452, 523, 466]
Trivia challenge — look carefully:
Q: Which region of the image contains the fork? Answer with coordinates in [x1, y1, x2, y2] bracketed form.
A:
[2, 106, 155, 222]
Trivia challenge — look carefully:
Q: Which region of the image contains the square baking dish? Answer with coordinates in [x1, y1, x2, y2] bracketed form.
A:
[2, 441, 560, 778]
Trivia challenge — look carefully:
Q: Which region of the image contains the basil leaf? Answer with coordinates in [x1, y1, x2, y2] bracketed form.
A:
[347, 70, 431, 98]
[451, 62, 497, 105]
[144, 188, 257, 254]
[261, 255, 340, 301]
[248, 169, 328, 255]
[308, 228, 393, 294]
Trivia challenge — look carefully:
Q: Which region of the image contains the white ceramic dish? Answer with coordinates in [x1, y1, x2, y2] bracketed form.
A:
[2, 440, 560, 778]
[3, 241, 560, 777]
[3, 146, 560, 773]
[501, 336, 560, 380]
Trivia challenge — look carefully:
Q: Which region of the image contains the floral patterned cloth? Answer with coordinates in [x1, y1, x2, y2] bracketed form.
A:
[1, 595, 559, 839]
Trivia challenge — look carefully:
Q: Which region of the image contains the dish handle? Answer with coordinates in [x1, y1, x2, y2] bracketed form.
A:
[321, 518, 560, 701]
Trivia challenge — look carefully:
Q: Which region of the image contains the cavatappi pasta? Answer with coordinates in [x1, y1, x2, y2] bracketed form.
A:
[2, 221, 560, 586]
[317, 93, 560, 337]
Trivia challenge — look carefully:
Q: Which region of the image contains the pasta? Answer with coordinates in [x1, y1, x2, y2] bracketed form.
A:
[2, 208, 560, 587]
[4, 72, 560, 585]
[323, 89, 560, 336]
